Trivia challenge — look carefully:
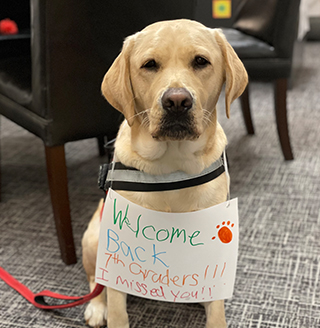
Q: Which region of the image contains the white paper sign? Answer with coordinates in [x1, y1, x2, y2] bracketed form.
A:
[95, 189, 239, 303]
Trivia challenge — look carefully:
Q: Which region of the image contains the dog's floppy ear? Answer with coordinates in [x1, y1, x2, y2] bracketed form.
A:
[101, 35, 136, 126]
[214, 30, 248, 118]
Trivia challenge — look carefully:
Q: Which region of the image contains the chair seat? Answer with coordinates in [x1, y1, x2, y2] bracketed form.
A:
[222, 28, 292, 80]
[222, 28, 276, 59]
[0, 56, 32, 107]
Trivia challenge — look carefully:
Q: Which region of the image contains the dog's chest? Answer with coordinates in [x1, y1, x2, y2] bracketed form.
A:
[115, 129, 228, 213]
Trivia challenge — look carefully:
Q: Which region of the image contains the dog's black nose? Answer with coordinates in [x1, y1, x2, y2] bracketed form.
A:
[161, 88, 193, 113]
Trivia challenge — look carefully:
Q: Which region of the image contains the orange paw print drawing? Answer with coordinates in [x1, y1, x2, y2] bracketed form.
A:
[212, 221, 234, 243]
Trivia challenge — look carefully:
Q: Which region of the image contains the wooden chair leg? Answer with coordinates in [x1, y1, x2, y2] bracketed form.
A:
[45, 145, 77, 264]
[97, 136, 106, 157]
[274, 78, 294, 160]
[240, 85, 255, 135]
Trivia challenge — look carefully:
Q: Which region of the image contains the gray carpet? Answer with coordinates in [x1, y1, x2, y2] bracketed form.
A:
[1, 41, 320, 328]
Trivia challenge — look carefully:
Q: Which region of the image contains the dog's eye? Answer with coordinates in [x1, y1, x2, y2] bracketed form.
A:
[193, 56, 210, 69]
[141, 59, 158, 70]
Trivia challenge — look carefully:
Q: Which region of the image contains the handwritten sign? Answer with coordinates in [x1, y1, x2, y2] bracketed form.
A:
[95, 189, 239, 303]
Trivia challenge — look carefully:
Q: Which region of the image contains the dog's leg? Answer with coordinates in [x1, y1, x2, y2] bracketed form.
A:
[107, 287, 129, 328]
[82, 199, 108, 327]
[84, 276, 108, 328]
[204, 300, 227, 328]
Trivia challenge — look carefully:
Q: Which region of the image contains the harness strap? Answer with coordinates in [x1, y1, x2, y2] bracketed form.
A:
[99, 154, 225, 192]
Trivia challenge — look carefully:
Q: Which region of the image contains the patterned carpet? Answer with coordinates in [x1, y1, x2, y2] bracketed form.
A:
[1, 41, 320, 328]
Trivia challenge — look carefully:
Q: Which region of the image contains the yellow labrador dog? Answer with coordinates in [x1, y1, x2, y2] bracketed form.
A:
[82, 19, 247, 328]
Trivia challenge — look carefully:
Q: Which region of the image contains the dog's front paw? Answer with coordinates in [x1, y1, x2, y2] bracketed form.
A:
[206, 323, 227, 328]
[107, 315, 129, 328]
[84, 302, 108, 328]
[206, 318, 227, 328]
[204, 300, 227, 328]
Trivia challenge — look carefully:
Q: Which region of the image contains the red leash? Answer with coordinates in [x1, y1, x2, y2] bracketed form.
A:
[0, 195, 107, 310]
[0, 266, 104, 309]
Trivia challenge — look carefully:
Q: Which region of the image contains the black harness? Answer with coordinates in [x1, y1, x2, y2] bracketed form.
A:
[98, 154, 225, 192]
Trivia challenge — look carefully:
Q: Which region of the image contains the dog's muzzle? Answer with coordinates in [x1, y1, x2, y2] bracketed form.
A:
[153, 87, 198, 140]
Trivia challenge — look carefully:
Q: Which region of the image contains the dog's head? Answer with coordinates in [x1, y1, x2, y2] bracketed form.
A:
[102, 19, 247, 141]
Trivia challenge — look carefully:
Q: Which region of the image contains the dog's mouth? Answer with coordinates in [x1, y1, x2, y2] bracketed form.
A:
[151, 112, 200, 141]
